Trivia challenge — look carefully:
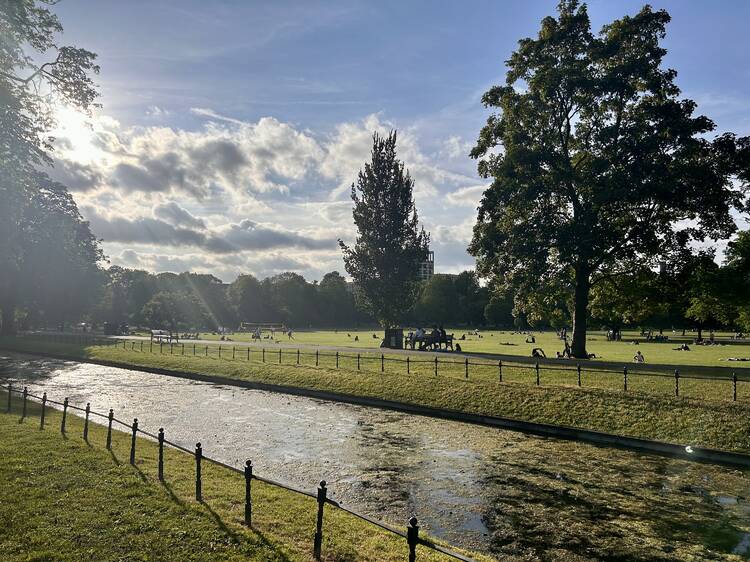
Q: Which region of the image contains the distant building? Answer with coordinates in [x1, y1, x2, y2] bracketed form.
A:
[418, 250, 434, 281]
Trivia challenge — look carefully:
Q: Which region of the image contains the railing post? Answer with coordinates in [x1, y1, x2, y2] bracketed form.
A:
[247, 348, 250, 361]
[263, 348, 266, 363]
[297, 349, 300, 365]
[233, 346, 236, 360]
[434, 356, 438, 376]
[623, 366, 628, 392]
[83, 402, 90, 442]
[244, 460, 253, 526]
[465, 357, 469, 379]
[195, 442, 203, 502]
[357, 353, 361, 371]
[170, 342, 173, 355]
[205, 345, 208, 357]
[40, 392, 47, 429]
[278, 348, 282, 364]
[6, 383, 11, 413]
[218, 345, 221, 359]
[674, 369, 680, 397]
[733, 372, 737, 402]
[140, 341, 143, 352]
[535, 362, 540, 386]
[193, 343, 196, 356]
[407, 356, 410, 374]
[22, 386, 27, 419]
[336, 351, 339, 369]
[182, 343, 185, 355]
[150, 340, 153, 353]
[577, 363, 581, 387]
[106, 408, 114, 449]
[160, 341, 163, 354]
[130, 418, 138, 465]
[313, 480, 327, 560]
[498, 360, 503, 382]
[381, 353, 385, 373]
[407, 516, 419, 562]
[158, 428, 165, 481]
[61, 397, 69, 434]
[316, 349, 319, 366]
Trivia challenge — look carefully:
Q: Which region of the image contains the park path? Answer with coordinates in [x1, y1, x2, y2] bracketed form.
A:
[109, 334, 750, 379]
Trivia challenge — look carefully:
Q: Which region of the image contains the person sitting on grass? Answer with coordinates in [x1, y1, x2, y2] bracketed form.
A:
[455, 343, 462, 353]
[673, 343, 690, 351]
[526, 334, 536, 344]
[532, 347, 546, 358]
[287, 329, 294, 340]
[633, 350, 645, 363]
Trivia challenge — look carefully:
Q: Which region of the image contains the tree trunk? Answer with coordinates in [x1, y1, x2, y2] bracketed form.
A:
[571, 267, 590, 359]
[0, 297, 16, 336]
[696, 325, 703, 342]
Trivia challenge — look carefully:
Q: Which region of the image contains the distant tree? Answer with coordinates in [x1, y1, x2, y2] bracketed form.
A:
[340, 131, 429, 328]
[484, 294, 514, 327]
[414, 275, 459, 325]
[141, 291, 209, 331]
[469, 1, 750, 357]
[229, 274, 267, 324]
[1, 1, 101, 334]
[453, 271, 489, 325]
[264, 272, 318, 327]
[318, 271, 359, 326]
[589, 269, 664, 331]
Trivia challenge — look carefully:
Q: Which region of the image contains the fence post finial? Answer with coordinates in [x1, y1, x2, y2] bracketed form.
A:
[195, 442, 203, 501]
[313, 480, 327, 560]
[158, 428, 165, 481]
[407, 516, 419, 562]
[130, 418, 138, 465]
[244, 459, 253, 526]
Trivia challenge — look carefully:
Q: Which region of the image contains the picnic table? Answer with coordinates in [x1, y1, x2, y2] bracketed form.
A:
[406, 332, 454, 351]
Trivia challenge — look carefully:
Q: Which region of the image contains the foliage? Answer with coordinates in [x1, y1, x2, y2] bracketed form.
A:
[469, 0, 750, 357]
[0, 0, 102, 334]
[340, 131, 429, 328]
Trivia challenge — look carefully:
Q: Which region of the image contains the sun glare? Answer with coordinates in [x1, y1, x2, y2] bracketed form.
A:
[51, 105, 105, 165]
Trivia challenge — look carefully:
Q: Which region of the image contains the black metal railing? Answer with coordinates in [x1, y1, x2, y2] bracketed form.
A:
[4, 382, 477, 562]
[21, 332, 748, 404]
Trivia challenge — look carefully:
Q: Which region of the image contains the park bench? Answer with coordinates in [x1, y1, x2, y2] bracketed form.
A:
[406, 332, 454, 351]
[150, 329, 178, 343]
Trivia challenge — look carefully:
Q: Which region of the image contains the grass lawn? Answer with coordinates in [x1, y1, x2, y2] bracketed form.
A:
[3, 336, 750, 454]
[0, 392, 478, 562]
[153, 328, 750, 369]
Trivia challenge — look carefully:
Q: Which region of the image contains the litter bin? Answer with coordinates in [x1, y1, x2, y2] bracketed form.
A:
[383, 328, 404, 350]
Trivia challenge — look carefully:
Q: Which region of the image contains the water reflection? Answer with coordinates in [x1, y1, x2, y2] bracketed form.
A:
[1, 353, 748, 560]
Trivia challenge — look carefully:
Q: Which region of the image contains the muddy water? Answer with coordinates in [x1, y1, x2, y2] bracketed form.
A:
[2, 353, 749, 561]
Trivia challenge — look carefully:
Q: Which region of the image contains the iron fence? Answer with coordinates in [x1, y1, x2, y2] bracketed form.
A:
[4, 382, 476, 562]
[18, 333, 749, 404]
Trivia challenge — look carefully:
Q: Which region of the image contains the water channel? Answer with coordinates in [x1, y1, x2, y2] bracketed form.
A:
[1, 353, 749, 560]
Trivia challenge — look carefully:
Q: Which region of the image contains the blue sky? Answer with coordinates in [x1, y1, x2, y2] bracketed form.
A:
[49, 1, 750, 282]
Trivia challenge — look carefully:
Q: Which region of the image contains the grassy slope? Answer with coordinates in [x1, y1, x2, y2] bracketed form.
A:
[0, 394, 477, 562]
[3, 337, 750, 454]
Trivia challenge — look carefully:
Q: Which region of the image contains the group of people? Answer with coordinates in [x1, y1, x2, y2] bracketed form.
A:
[406, 326, 452, 351]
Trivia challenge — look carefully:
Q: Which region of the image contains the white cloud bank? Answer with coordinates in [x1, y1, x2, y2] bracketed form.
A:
[49, 107, 485, 281]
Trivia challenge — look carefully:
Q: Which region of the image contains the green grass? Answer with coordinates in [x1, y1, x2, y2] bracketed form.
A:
[0, 393, 478, 562]
[144, 328, 750, 369]
[4, 336, 750, 454]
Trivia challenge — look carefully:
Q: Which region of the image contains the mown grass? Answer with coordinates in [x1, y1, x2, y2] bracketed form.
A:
[155, 328, 750, 368]
[0, 392, 480, 562]
[3, 336, 750, 454]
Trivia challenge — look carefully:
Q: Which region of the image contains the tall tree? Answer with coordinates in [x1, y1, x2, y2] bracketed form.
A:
[470, 1, 750, 357]
[340, 131, 429, 328]
[1, 0, 101, 334]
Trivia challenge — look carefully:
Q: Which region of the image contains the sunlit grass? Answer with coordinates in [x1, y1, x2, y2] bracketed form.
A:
[3, 336, 750, 454]
[0, 393, 478, 562]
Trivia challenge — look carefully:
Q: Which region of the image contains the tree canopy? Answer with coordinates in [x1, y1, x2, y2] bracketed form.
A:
[469, 0, 750, 357]
[1, 0, 103, 334]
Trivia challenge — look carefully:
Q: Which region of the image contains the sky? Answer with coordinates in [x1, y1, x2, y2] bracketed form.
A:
[46, 0, 750, 283]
